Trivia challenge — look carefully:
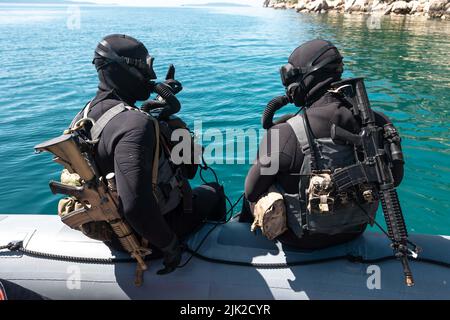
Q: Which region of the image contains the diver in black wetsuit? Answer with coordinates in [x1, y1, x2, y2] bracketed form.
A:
[78, 34, 225, 273]
[242, 39, 404, 250]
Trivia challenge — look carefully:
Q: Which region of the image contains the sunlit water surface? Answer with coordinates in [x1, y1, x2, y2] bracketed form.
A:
[0, 5, 448, 235]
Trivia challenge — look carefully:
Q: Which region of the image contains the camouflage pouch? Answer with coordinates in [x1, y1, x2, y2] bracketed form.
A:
[57, 169, 113, 242]
[251, 186, 288, 240]
[79, 221, 113, 242]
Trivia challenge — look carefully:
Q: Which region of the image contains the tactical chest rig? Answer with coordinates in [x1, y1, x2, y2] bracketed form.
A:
[35, 101, 192, 286]
[283, 111, 379, 238]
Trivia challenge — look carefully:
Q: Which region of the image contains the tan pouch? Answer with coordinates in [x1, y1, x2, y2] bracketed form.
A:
[57, 197, 84, 218]
[57, 168, 83, 220]
[80, 221, 113, 242]
[251, 186, 287, 240]
[57, 169, 113, 242]
[58, 197, 113, 241]
[60, 168, 82, 186]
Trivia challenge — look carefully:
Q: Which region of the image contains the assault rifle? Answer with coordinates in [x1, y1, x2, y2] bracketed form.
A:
[330, 77, 416, 286]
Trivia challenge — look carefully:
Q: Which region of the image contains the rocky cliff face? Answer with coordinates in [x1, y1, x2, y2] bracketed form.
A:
[265, 0, 450, 20]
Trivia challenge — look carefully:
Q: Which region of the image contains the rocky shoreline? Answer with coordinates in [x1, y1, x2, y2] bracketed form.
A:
[264, 0, 450, 20]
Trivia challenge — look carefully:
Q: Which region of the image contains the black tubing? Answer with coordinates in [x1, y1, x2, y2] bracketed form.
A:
[153, 82, 181, 119]
[261, 95, 290, 129]
[140, 100, 167, 113]
[185, 247, 450, 269]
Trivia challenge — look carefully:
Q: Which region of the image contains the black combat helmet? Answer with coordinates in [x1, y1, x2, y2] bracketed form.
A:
[93, 34, 157, 103]
[280, 39, 344, 107]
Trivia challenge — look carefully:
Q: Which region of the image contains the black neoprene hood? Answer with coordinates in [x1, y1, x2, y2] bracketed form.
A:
[287, 39, 344, 105]
[93, 34, 156, 103]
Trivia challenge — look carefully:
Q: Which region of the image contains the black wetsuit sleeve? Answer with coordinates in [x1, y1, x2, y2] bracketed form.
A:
[245, 124, 297, 202]
[113, 120, 175, 249]
[374, 111, 404, 187]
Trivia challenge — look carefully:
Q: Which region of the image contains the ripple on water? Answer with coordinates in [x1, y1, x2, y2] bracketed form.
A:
[0, 6, 449, 234]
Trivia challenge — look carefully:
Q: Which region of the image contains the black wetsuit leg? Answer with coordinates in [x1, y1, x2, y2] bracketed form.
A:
[164, 182, 226, 240]
[239, 197, 253, 223]
[279, 226, 367, 251]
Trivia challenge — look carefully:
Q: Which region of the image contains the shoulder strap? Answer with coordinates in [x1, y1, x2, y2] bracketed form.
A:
[90, 103, 127, 142]
[69, 101, 92, 129]
[328, 89, 358, 116]
[150, 117, 160, 192]
[76, 101, 160, 198]
[83, 101, 92, 119]
[287, 114, 311, 157]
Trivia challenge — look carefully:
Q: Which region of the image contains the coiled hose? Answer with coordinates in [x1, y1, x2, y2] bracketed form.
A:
[140, 100, 167, 113]
[153, 82, 181, 119]
[261, 95, 290, 129]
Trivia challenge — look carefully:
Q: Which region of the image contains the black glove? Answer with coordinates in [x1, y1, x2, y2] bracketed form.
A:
[157, 235, 183, 275]
[163, 64, 183, 95]
[140, 64, 182, 113]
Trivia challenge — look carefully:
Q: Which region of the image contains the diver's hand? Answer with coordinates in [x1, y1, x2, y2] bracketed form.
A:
[165, 64, 176, 80]
[163, 64, 183, 95]
[157, 236, 183, 275]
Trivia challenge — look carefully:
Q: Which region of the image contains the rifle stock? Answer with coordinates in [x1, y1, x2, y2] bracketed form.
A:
[35, 134, 95, 181]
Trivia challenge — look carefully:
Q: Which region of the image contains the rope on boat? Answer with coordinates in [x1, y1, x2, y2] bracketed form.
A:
[1, 238, 450, 269]
[0, 240, 133, 264]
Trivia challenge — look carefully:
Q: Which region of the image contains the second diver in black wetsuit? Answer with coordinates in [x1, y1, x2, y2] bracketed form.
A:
[242, 39, 405, 250]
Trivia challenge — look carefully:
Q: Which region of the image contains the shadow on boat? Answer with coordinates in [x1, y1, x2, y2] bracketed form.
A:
[111, 221, 450, 299]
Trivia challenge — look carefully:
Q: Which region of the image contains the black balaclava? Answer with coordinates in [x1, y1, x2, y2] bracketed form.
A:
[93, 34, 156, 105]
[287, 39, 343, 107]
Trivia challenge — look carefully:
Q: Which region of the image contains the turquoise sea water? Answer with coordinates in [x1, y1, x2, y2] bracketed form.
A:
[0, 5, 448, 235]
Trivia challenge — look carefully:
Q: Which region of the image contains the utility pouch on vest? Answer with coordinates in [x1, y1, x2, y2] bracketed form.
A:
[57, 169, 114, 242]
[251, 186, 288, 240]
[282, 192, 304, 238]
[157, 119, 194, 215]
[307, 171, 334, 214]
[286, 114, 378, 236]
